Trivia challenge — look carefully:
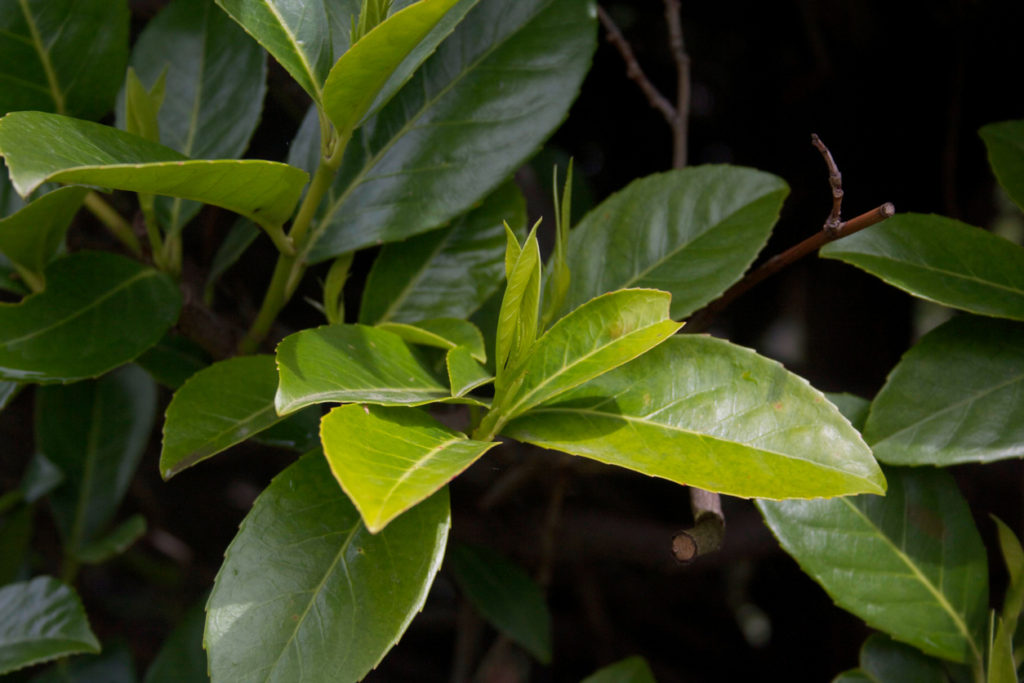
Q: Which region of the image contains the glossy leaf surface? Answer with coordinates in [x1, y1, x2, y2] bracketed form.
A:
[505, 336, 884, 498]
[0, 112, 307, 231]
[563, 166, 789, 319]
[0, 252, 180, 382]
[321, 404, 496, 532]
[497, 289, 682, 421]
[275, 324, 449, 414]
[0, 186, 87, 287]
[37, 365, 156, 550]
[980, 120, 1024, 213]
[377, 318, 486, 362]
[206, 451, 450, 682]
[581, 656, 657, 683]
[0, 577, 99, 675]
[758, 467, 987, 664]
[0, 0, 128, 119]
[144, 598, 207, 683]
[214, 0, 331, 102]
[75, 514, 146, 564]
[449, 543, 552, 663]
[820, 213, 1024, 321]
[122, 0, 267, 232]
[447, 346, 491, 397]
[864, 316, 1024, 466]
[161, 355, 288, 479]
[359, 181, 525, 325]
[306, 0, 596, 261]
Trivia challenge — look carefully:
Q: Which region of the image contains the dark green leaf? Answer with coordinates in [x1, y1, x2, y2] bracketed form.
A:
[980, 120, 1024, 213]
[449, 544, 552, 663]
[563, 166, 789, 319]
[447, 346, 491, 397]
[20, 454, 63, 503]
[0, 186, 87, 289]
[161, 355, 288, 479]
[864, 316, 1024, 466]
[305, 0, 596, 261]
[359, 181, 526, 325]
[820, 213, 1024, 322]
[213, 0, 331, 103]
[321, 404, 496, 532]
[580, 656, 657, 683]
[0, 505, 32, 584]
[832, 672, 874, 683]
[377, 318, 486, 362]
[30, 642, 135, 683]
[37, 365, 156, 551]
[0, 0, 128, 119]
[825, 392, 871, 432]
[134, 334, 210, 390]
[857, 634, 951, 683]
[143, 598, 208, 683]
[74, 514, 146, 565]
[505, 336, 885, 498]
[0, 252, 180, 383]
[0, 112, 307, 235]
[252, 406, 322, 452]
[275, 324, 450, 414]
[203, 219, 259, 303]
[758, 467, 988, 665]
[0, 577, 100, 676]
[206, 451, 450, 682]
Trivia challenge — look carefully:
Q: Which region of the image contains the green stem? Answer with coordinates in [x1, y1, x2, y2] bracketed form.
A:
[471, 410, 506, 442]
[139, 193, 166, 270]
[12, 263, 44, 293]
[83, 192, 142, 256]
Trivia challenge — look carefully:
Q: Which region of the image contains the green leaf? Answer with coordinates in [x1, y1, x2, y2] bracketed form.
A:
[989, 614, 1016, 683]
[252, 406, 322, 453]
[980, 120, 1024, 213]
[74, 514, 146, 565]
[20, 453, 63, 503]
[0, 186, 87, 290]
[449, 543, 552, 663]
[323, 252, 354, 325]
[758, 467, 988, 665]
[504, 335, 884, 498]
[825, 392, 871, 432]
[0, 251, 180, 383]
[563, 166, 789, 319]
[495, 222, 541, 385]
[581, 656, 657, 683]
[0, 505, 32, 585]
[321, 404, 496, 532]
[992, 516, 1024, 675]
[0, 112, 308, 235]
[121, 0, 267, 233]
[161, 355, 290, 479]
[206, 450, 450, 682]
[144, 598, 208, 683]
[0, 379, 21, 412]
[993, 516, 1024, 610]
[863, 316, 1024, 466]
[359, 181, 526, 325]
[134, 334, 210, 390]
[377, 318, 486, 362]
[820, 213, 1024, 321]
[123, 67, 165, 143]
[540, 160, 573, 330]
[855, 633, 951, 683]
[0, 0, 128, 120]
[30, 642, 135, 683]
[495, 289, 682, 423]
[0, 577, 100, 676]
[203, 218, 259, 303]
[447, 346, 491, 397]
[305, 0, 597, 261]
[37, 365, 156, 551]
[213, 0, 331, 103]
[832, 672, 874, 683]
[323, 0, 466, 140]
[275, 324, 450, 414]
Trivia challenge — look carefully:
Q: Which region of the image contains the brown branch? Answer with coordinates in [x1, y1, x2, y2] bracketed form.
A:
[597, 6, 677, 127]
[811, 133, 843, 232]
[664, 0, 690, 168]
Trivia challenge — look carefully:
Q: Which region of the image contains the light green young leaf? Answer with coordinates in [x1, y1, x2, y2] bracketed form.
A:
[321, 404, 496, 532]
[124, 67, 165, 143]
[447, 346, 491, 397]
[855, 634, 951, 683]
[540, 161, 573, 330]
[563, 166, 789, 319]
[359, 181, 526, 325]
[323, 252, 354, 324]
[0, 252, 180, 383]
[37, 365, 156, 551]
[378, 318, 486, 363]
[980, 120, 1024, 213]
[0, 112, 308, 237]
[74, 514, 146, 565]
[495, 222, 541, 385]
[161, 355, 289, 479]
[0, 0, 128, 120]
[206, 451, 450, 682]
[305, 0, 596, 261]
[213, 0, 331, 103]
[495, 289, 682, 425]
[864, 316, 1024, 466]
[143, 598, 208, 683]
[504, 336, 885, 498]
[449, 543, 552, 663]
[0, 186, 87, 290]
[581, 656, 657, 683]
[324, 0, 465, 140]
[989, 614, 1016, 683]
[504, 221, 522, 280]
[992, 516, 1024, 652]
[820, 213, 1024, 322]
[275, 324, 450, 414]
[759, 467, 987, 666]
[0, 577, 100, 676]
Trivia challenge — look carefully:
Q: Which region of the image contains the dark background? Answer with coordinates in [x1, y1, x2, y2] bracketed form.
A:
[4, 0, 1024, 681]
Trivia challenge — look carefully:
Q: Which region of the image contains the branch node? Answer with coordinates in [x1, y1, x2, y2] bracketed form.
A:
[673, 488, 725, 564]
[811, 133, 844, 234]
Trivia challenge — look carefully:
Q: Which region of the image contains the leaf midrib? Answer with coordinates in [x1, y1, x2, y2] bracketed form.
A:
[374, 435, 467, 520]
[18, 0, 65, 114]
[834, 250, 1024, 298]
[261, 0, 324, 102]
